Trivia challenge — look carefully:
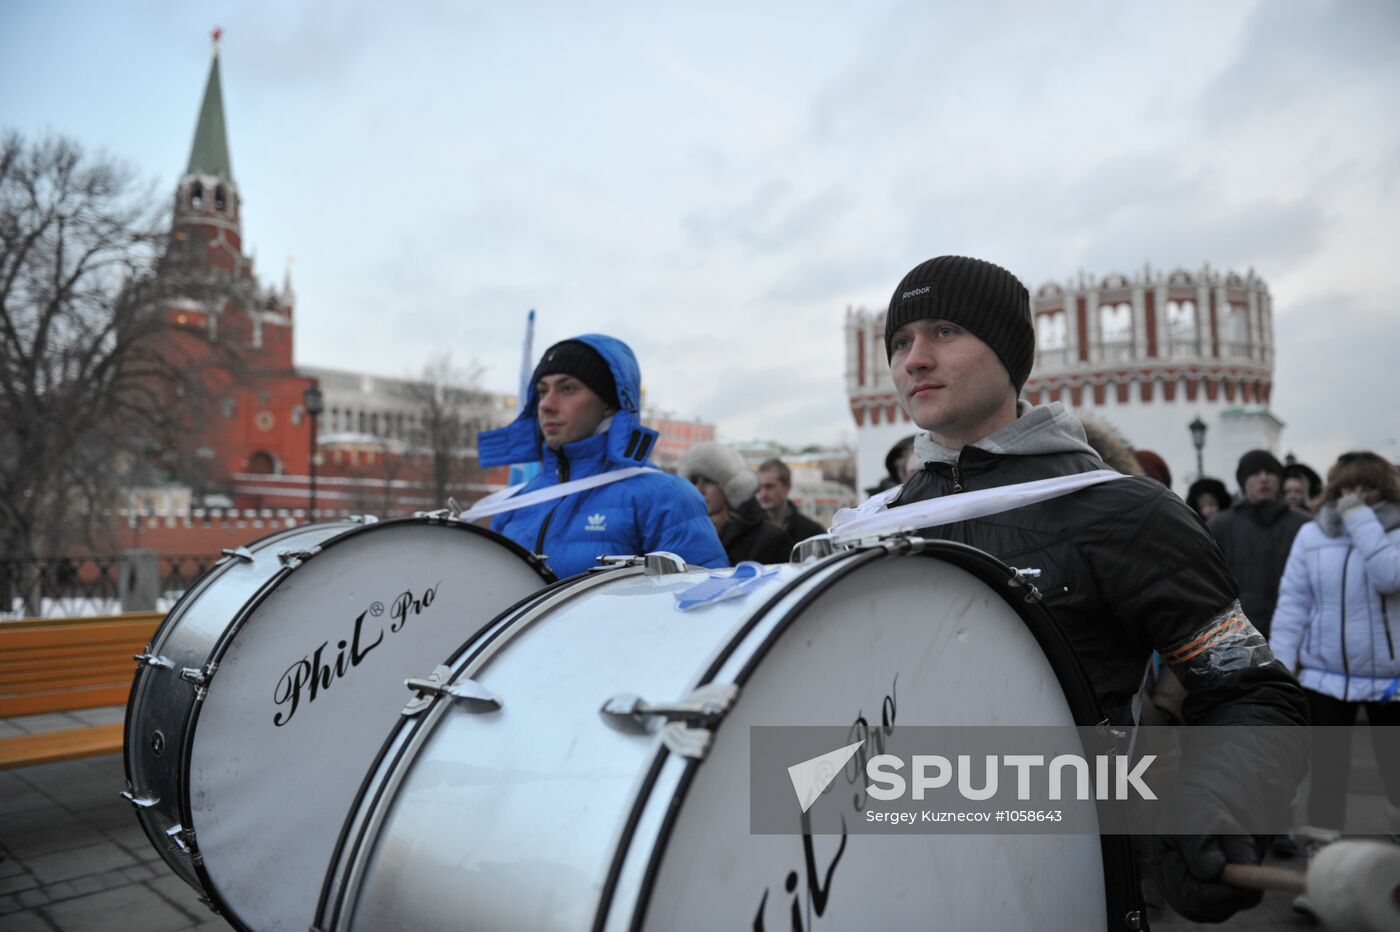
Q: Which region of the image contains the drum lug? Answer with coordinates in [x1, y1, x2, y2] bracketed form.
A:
[851, 534, 929, 555]
[791, 535, 836, 563]
[180, 662, 217, 687]
[218, 545, 255, 565]
[596, 552, 687, 575]
[402, 665, 502, 716]
[133, 652, 174, 669]
[600, 683, 740, 760]
[277, 547, 320, 568]
[164, 824, 202, 866]
[1007, 566, 1044, 603]
[120, 790, 159, 809]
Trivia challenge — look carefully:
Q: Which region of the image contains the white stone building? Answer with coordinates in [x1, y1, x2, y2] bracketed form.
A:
[845, 265, 1282, 495]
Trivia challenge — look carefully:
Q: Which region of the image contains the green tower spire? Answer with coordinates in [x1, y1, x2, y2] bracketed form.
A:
[186, 32, 233, 180]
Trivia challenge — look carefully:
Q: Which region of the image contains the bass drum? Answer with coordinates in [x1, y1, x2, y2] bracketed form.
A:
[318, 541, 1143, 932]
[123, 515, 554, 932]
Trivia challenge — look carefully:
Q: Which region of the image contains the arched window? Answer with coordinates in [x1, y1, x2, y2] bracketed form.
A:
[191, 182, 204, 208]
[214, 186, 226, 210]
[1036, 311, 1068, 349]
[1166, 300, 1196, 334]
[247, 451, 276, 475]
[1100, 303, 1132, 343]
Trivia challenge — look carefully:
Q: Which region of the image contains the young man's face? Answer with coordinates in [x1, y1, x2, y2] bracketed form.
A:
[889, 319, 1016, 445]
[536, 374, 613, 450]
[1243, 469, 1280, 504]
[755, 469, 788, 513]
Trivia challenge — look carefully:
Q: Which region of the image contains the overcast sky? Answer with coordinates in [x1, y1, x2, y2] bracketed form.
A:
[3, 0, 1398, 468]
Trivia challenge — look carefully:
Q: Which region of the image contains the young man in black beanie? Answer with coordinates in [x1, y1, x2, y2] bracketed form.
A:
[878, 255, 1306, 925]
[1208, 450, 1310, 639]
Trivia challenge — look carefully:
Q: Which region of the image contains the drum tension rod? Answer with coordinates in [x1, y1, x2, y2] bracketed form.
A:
[402, 664, 502, 715]
[218, 546, 254, 564]
[1006, 567, 1045, 603]
[120, 790, 159, 809]
[600, 684, 740, 759]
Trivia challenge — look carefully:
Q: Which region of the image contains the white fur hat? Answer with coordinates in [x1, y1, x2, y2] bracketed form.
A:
[677, 442, 757, 508]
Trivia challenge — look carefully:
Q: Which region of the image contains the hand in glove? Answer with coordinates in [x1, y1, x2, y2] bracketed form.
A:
[1151, 833, 1265, 923]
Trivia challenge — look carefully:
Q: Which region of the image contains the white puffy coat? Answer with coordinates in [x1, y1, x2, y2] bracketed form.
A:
[1269, 501, 1400, 702]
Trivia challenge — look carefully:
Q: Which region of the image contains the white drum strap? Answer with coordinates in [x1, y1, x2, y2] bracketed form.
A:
[460, 467, 657, 521]
[829, 469, 1128, 542]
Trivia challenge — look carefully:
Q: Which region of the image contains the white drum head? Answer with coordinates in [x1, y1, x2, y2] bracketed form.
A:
[187, 520, 550, 932]
[636, 555, 1107, 931]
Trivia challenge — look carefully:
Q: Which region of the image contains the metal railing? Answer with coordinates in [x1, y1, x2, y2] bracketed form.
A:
[0, 554, 218, 621]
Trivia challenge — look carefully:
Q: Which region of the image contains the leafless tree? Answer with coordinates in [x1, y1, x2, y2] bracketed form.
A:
[0, 131, 250, 586]
[404, 353, 488, 507]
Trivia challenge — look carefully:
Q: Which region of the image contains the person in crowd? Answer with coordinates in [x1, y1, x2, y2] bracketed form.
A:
[875, 254, 1306, 924]
[755, 458, 826, 543]
[1208, 451, 1309, 638]
[1186, 478, 1231, 521]
[1269, 451, 1400, 837]
[866, 434, 916, 495]
[1134, 450, 1173, 491]
[1283, 462, 1323, 515]
[678, 442, 792, 565]
[1076, 413, 1144, 477]
[477, 334, 726, 578]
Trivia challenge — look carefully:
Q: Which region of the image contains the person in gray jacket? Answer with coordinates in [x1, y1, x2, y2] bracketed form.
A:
[1270, 451, 1400, 834]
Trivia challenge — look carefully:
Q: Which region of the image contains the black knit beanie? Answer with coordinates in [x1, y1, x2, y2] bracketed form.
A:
[1235, 449, 1283, 490]
[531, 340, 619, 409]
[884, 256, 1035, 393]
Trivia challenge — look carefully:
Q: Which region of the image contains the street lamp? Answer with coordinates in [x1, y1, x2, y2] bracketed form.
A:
[303, 383, 324, 520]
[1188, 416, 1208, 479]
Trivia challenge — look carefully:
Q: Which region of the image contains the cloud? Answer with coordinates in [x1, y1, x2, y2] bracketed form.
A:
[1271, 291, 1400, 468]
[1198, 0, 1400, 129]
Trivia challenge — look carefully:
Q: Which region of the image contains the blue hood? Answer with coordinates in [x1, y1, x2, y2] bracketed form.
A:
[478, 333, 659, 469]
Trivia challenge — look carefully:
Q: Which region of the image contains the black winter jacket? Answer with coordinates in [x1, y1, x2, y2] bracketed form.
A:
[890, 407, 1307, 837]
[1207, 500, 1309, 638]
[720, 498, 793, 565]
[894, 443, 1304, 728]
[779, 502, 826, 544]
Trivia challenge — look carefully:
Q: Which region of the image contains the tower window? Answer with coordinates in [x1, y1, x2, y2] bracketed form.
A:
[215, 186, 226, 210]
[191, 182, 204, 208]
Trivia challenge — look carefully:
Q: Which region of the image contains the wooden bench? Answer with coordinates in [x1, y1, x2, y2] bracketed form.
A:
[0, 612, 162, 768]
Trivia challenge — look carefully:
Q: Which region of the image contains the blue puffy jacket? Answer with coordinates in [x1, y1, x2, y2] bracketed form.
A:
[477, 334, 726, 579]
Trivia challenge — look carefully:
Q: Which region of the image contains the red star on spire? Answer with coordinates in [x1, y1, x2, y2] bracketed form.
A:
[212, 26, 223, 51]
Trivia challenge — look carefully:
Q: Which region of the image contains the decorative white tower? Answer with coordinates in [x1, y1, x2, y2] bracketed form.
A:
[844, 264, 1282, 493]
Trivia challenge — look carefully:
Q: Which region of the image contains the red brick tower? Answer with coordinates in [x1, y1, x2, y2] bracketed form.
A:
[161, 31, 315, 493]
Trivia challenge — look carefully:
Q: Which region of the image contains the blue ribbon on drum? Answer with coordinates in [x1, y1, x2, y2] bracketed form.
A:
[674, 562, 780, 611]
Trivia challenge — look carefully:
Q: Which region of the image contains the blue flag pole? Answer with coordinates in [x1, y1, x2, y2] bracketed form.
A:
[508, 309, 542, 486]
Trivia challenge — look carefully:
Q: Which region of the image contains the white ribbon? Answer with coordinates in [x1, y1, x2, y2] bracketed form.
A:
[460, 467, 657, 521]
[830, 470, 1128, 542]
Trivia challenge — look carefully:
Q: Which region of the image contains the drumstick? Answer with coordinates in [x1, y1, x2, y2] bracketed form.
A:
[1220, 862, 1304, 893]
[1222, 840, 1400, 932]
